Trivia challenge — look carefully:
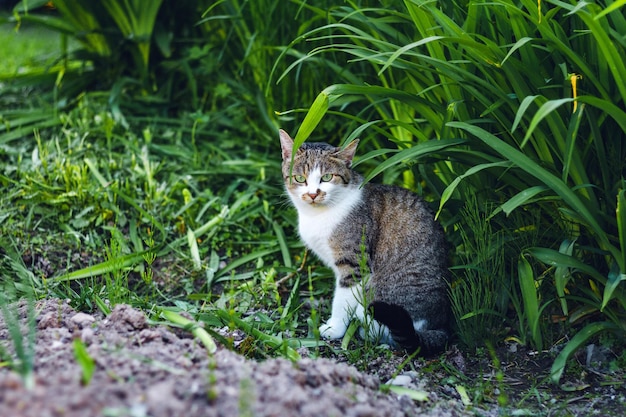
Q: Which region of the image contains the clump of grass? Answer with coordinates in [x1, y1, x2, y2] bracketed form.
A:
[450, 196, 505, 351]
[0, 241, 38, 389]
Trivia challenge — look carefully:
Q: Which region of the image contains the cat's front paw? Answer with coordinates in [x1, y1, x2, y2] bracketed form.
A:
[319, 319, 348, 339]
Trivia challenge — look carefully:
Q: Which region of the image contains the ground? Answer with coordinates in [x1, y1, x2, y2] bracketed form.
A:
[1, 299, 625, 417]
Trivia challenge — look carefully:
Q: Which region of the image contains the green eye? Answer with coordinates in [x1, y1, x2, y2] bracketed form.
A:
[321, 173, 333, 182]
[293, 175, 306, 183]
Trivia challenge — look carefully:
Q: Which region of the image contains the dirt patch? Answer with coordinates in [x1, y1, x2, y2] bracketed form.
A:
[0, 299, 463, 417]
[1, 299, 625, 417]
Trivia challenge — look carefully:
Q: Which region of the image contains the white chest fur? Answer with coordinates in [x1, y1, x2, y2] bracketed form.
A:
[296, 189, 362, 269]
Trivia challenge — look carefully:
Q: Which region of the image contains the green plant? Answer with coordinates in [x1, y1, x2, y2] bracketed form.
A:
[72, 338, 96, 386]
[450, 198, 506, 351]
[0, 242, 38, 389]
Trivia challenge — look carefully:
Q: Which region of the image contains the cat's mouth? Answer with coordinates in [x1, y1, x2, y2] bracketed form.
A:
[302, 193, 325, 205]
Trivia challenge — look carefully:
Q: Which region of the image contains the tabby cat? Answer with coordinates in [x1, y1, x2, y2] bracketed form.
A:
[279, 129, 450, 356]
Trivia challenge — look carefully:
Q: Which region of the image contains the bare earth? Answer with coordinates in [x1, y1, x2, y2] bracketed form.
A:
[1, 299, 624, 417]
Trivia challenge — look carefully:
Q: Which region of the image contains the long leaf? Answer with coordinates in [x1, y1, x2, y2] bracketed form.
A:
[554, 240, 576, 316]
[617, 189, 626, 272]
[448, 122, 618, 259]
[160, 309, 217, 354]
[521, 98, 572, 146]
[364, 138, 466, 185]
[53, 251, 147, 281]
[436, 161, 511, 219]
[527, 247, 606, 283]
[550, 321, 619, 384]
[491, 185, 548, 217]
[518, 256, 542, 351]
[293, 91, 329, 150]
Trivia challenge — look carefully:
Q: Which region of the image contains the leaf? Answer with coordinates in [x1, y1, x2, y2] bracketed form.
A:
[187, 229, 202, 271]
[616, 189, 626, 272]
[160, 309, 217, 354]
[378, 35, 445, 74]
[527, 247, 606, 283]
[594, 0, 626, 20]
[550, 322, 618, 384]
[73, 339, 96, 386]
[272, 221, 292, 269]
[491, 185, 548, 217]
[455, 385, 472, 406]
[554, 240, 576, 316]
[293, 91, 330, 149]
[215, 248, 280, 281]
[364, 138, 465, 185]
[341, 320, 360, 350]
[521, 98, 573, 147]
[500, 37, 533, 67]
[436, 161, 511, 219]
[53, 252, 147, 281]
[518, 256, 542, 351]
[386, 385, 429, 402]
[601, 267, 625, 312]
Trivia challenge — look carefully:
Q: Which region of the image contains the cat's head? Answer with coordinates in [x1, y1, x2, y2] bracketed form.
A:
[279, 129, 360, 210]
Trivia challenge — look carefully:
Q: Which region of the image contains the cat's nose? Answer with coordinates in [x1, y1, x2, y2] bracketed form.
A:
[307, 192, 319, 200]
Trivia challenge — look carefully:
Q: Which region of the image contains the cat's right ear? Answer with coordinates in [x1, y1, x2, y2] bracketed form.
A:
[279, 129, 294, 160]
[337, 139, 359, 166]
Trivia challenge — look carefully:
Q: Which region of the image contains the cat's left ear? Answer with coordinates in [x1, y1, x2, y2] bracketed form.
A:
[279, 129, 294, 160]
[337, 139, 359, 166]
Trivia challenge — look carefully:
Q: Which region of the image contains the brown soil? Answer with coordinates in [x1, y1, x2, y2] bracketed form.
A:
[1, 299, 625, 417]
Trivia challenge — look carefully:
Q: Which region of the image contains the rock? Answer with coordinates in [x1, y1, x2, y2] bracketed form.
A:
[70, 312, 95, 328]
[387, 374, 413, 387]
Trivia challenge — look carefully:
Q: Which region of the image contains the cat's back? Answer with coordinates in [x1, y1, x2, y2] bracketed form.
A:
[362, 183, 441, 235]
[360, 183, 447, 272]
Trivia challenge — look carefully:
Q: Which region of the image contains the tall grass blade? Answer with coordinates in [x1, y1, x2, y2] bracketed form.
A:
[448, 122, 614, 255]
[518, 255, 542, 351]
[550, 321, 619, 385]
[160, 309, 217, 354]
[53, 252, 147, 281]
[527, 247, 606, 283]
[436, 161, 511, 219]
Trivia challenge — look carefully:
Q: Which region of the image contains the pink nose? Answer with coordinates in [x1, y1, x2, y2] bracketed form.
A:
[307, 192, 318, 200]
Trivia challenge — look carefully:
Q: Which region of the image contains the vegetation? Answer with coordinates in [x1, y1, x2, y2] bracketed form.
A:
[1, 0, 624, 408]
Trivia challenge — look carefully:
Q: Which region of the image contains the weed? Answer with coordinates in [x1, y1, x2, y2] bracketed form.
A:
[450, 197, 506, 351]
[0, 244, 37, 389]
[73, 338, 96, 386]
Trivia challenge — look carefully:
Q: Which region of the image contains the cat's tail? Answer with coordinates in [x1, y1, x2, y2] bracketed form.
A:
[370, 301, 447, 357]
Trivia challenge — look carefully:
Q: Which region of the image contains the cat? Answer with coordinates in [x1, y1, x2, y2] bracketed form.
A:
[279, 129, 450, 356]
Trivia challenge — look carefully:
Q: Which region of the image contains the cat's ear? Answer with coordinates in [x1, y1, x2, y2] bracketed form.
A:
[279, 129, 294, 160]
[337, 139, 359, 166]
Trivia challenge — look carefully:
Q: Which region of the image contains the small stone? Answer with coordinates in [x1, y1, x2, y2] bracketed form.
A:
[70, 312, 95, 328]
[386, 374, 412, 387]
[146, 380, 184, 414]
[37, 311, 60, 330]
[81, 327, 95, 344]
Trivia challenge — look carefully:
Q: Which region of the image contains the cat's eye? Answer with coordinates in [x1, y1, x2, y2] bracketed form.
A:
[293, 175, 306, 183]
[321, 173, 333, 182]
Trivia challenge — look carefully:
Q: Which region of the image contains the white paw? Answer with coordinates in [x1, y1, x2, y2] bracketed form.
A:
[319, 319, 347, 339]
